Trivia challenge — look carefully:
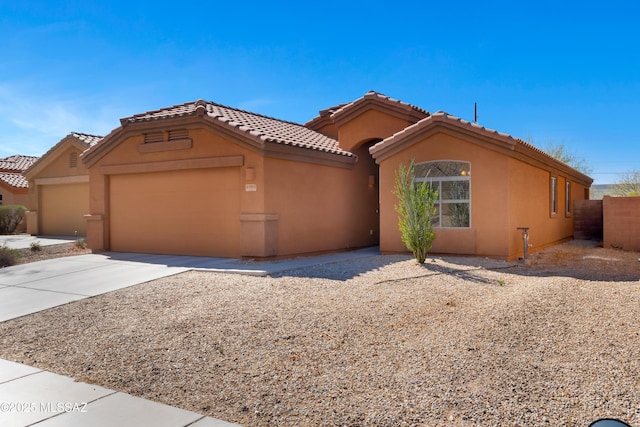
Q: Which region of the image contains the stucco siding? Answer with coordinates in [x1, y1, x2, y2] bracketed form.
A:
[109, 168, 241, 256]
[337, 109, 412, 152]
[40, 183, 89, 235]
[378, 131, 511, 257]
[263, 148, 378, 256]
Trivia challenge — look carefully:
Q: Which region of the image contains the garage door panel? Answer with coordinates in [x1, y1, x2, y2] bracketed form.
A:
[40, 183, 89, 236]
[109, 168, 240, 257]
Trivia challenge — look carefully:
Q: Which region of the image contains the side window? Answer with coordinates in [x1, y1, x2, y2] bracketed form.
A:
[550, 176, 558, 216]
[415, 160, 471, 228]
[565, 180, 572, 217]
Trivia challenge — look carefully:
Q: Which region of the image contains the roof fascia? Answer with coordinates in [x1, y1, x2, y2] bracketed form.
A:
[331, 97, 428, 128]
[262, 142, 356, 169]
[371, 119, 592, 186]
[83, 114, 356, 170]
[304, 114, 332, 132]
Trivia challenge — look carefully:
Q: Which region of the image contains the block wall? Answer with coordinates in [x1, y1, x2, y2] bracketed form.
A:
[574, 199, 603, 240]
[603, 196, 640, 251]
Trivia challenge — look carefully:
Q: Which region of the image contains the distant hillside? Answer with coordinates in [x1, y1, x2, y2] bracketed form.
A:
[590, 184, 618, 200]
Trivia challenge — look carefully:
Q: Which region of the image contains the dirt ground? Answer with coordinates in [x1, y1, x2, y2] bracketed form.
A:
[0, 240, 638, 426]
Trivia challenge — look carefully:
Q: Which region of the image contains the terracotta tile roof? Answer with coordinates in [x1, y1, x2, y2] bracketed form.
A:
[0, 155, 38, 172]
[0, 172, 28, 189]
[70, 132, 103, 147]
[331, 91, 429, 119]
[121, 100, 353, 157]
[306, 91, 429, 131]
[370, 111, 592, 183]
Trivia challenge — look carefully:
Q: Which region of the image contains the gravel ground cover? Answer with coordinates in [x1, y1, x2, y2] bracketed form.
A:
[15, 242, 92, 264]
[1, 241, 639, 426]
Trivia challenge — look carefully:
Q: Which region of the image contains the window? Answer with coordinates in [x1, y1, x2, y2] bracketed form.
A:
[565, 180, 571, 216]
[415, 161, 471, 228]
[550, 176, 558, 216]
[69, 151, 78, 168]
[0, 194, 3, 205]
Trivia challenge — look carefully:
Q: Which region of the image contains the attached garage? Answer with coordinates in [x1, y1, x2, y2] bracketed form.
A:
[39, 182, 89, 236]
[108, 167, 241, 257]
[24, 132, 102, 237]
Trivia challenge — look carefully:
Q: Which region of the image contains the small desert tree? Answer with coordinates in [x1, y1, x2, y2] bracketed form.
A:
[614, 170, 640, 196]
[543, 142, 593, 175]
[393, 159, 438, 264]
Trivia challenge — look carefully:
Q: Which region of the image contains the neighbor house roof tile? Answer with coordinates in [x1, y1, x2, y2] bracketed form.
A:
[24, 132, 103, 179]
[0, 172, 28, 189]
[121, 100, 353, 157]
[70, 132, 103, 147]
[0, 155, 38, 172]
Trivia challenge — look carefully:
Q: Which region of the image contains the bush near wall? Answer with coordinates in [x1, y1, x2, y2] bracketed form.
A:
[0, 205, 26, 235]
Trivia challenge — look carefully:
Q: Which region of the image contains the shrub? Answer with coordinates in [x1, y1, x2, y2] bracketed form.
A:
[393, 159, 438, 264]
[0, 244, 20, 267]
[30, 241, 42, 252]
[75, 238, 87, 249]
[0, 205, 26, 234]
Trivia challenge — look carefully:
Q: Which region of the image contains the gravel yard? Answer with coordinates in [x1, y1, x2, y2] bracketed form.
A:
[1, 241, 639, 426]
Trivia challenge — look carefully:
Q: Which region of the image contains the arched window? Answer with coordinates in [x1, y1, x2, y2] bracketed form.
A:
[415, 161, 471, 228]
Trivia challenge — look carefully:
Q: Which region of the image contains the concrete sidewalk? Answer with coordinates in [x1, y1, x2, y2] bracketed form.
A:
[0, 246, 380, 427]
[0, 359, 239, 427]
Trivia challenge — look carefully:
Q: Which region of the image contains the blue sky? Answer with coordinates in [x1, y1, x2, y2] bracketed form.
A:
[1, 1, 638, 184]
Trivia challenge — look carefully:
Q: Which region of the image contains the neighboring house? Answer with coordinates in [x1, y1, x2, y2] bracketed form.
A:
[74, 91, 592, 260]
[24, 132, 103, 236]
[0, 155, 38, 207]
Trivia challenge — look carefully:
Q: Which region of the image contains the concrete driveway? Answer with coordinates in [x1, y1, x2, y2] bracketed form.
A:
[0, 252, 243, 427]
[0, 253, 191, 322]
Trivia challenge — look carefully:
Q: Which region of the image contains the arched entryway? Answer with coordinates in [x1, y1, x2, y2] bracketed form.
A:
[351, 139, 381, 246]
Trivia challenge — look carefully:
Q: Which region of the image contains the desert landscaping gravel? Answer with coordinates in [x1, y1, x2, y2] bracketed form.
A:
[1, 241, 639, 426]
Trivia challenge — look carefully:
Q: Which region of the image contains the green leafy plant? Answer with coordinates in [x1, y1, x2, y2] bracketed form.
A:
[393, 159, 438, 264]
[0, 244, 20, 267]
[0, 205, 26, 234]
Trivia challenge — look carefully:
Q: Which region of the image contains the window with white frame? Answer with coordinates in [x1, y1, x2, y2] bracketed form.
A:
[415, 160, 471, 228]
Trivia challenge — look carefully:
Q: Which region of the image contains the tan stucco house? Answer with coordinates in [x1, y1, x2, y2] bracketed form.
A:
[34, 91, 592, 260]
[24, 132, 102, 236]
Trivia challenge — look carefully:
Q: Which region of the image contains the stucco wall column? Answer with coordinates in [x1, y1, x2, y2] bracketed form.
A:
[239, 213, 279, 257]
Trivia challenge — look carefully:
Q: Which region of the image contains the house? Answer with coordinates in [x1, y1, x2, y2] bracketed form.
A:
[24, 132, 103, 236]
[50, 91, 588, 260]
[369, 111, 592, 258]
[0, 155, 38, 207]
